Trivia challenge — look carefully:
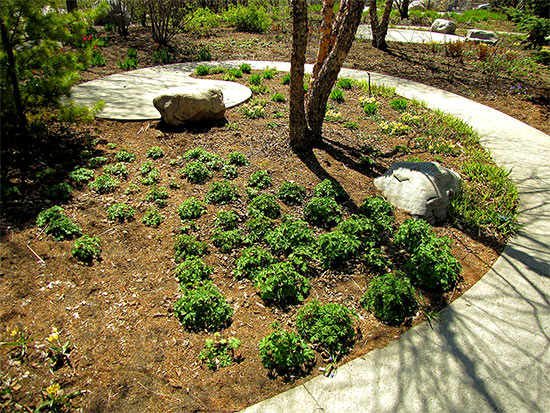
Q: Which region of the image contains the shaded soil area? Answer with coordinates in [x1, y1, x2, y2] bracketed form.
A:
[0, 20, 542, 412]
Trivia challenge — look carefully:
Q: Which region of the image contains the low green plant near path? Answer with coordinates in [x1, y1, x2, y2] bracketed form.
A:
[248, 170, 272, 189]
[183, 161, 212, 184]
[89, 174, 119, 194]
[394, 219, 434, 252]
[72, 235, 101, 264]
[265, 218, 315, 255]
[178, 197, 206, 221]
[361, 273, 418, 326]
[206, 180, 240, 205]
[69, 168, 94, 184]
[199, 333, 241, 371]
[248, 194, 280, 219]
[174, 282, 233, 331]
[278, 181, 306, 205]
[304, 197, 342, 228]
[142, 208, 164, 227]
[36, 206, 81, 241]
[174, 234, 209, 262]
[314, 179, 347, 201]
[115, 150, 136, 162]
[316, 231, 361, 269]
[255, 262, 310, 305]
[211, 229, 243, 253]
[258, 323, 315, 375]
[1, 326, 33, 361]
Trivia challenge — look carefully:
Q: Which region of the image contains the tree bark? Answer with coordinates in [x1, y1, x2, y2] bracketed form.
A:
[369, 0, 393, 50]
[398, 0, 410, 19]
[289, 0, 309, 151]
[66, 0, 78, 12]
[311, 0, 335, 83]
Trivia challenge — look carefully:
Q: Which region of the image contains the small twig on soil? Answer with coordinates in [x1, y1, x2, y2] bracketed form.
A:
[96, 226, 117, 238]
[351, 278, 365, 295]
[26, 241, 45, 264]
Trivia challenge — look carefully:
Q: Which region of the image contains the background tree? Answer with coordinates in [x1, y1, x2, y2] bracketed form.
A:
[289, 0, 364, 151]
[369, 0, 394, 50]
[394, 0, 410, 19]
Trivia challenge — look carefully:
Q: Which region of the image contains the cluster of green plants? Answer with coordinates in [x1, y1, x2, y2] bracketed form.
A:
[278, 181, 306, 204]
[117, 48, 138, 70]
[71, 235, 101, 264]
[104, 163, 128, 179]
[142, 208, 164, 227]
[107, 203, 135, 223]
[199, 333, 241, 371]
[89, 174, 119, 193]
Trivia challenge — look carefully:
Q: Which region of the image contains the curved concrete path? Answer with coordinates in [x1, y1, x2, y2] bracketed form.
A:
[356, 25, 465, 43]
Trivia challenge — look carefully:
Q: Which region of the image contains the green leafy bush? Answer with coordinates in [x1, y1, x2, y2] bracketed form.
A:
[249, 74, 262, 86]
[255, 262, 310, 305]
[140, 160, 154, 175]
[195, 45, 211, 62]
[363, 245, 391, 273]
[115, 150, 136, 162]
[183, 161, 212, 184]
[89, 174, 119, 194]
[141, 168, 160, 185]
[361, 273, 418, 326]
[214, 210, 240, 230]
[394, 219, 434, 252]
[145, 185, 169, 208]
[88, 156, 107, 169]
[390, 97, 408, 112]
[174, 234, 209, 262]
[239, 63, 252, 73]
[404, 236, 461, 291]
[199, 334, 241, 371]
[146, 146, 164, 159]
[337, 77, 353, 90]
[142, 208, 164, 227]
[234, 246, 276, 280]
[287, 246, 319, 275]
[104, 163, 128, 179]
[206, 180, 239, 205]
[248, 194, 280, 219]
[195, 64, 210, 76]
[212, 229, 243, 253]
[174, 282, 233, 331]
[281, 73, 291, 85]
[317, 231, 361, 268]
[224, 4, 271, 33]
[271, 93, 286, 102]
[265, 218, 315, 254]
[278, 181, 306, 205]
[107, 203, 135, 222]
[258, 323, 315, 373]
[184, 147, 208, 160]
[330, 88, 345, 103]
[44, 182, 72, 201]
[358, 196, 395, 240]
[177, 197, 206, 221]
[262, 67, 276, 79]
[314, 179, 346, 201]
[69, 168, 94, 184]
[304, 197, 342, 228]
[36, 206, 81, 241]
[222, 164, 238, 179]
[248, 170, 272, 189]
[337, 215, 379, 244]
[296, 301, 356, 358]
[175, 257, 213, 286]
[71, 235, 101, 264]
[244, 215, 274, 242]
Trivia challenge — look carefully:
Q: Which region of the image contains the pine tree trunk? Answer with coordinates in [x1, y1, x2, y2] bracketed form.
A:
[289, 0, 309, 151]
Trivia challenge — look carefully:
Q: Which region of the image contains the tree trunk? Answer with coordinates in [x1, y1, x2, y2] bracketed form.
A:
[66, 0, 78, 12]
[289, 0, 309, 151]
[399, 0, 410, 19]
[369, 0, 393, 50]
[311, 0, 335, 83]
[305, 0, 364, 139]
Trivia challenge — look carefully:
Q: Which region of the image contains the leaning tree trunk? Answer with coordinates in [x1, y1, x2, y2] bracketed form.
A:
[305, 0, 364, 139]
[311, 0, 335, 83]
[289, 0, 309, 151]
[369, 0, 393, 50]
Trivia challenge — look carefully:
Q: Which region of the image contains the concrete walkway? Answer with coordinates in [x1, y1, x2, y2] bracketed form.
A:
[356, 25, 465, 43]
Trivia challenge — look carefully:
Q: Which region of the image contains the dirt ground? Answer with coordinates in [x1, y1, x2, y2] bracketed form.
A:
[1, 21, 545, 412]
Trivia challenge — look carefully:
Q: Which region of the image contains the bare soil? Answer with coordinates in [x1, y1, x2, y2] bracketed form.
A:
[1, 21, 546, 412]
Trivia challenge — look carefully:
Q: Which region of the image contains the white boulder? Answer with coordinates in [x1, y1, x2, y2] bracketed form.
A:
[408, 0, 426, 11]
[431, 19, 457, 35]
[153, 88, 226, 126]
[466, 29, 498, 44]
[374, 162, 462, 224]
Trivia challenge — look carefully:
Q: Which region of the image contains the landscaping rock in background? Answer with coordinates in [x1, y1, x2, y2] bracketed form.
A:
[466, 29, 499, 44]
[153, 88, 226, 126]
[408, 0, 427, 11]
[374, 162, 462, 224]
[431, 19, 457, 35]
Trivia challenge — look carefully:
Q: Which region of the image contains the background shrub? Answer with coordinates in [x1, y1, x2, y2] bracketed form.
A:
[304, 197, 342, 228]
[234, 246, 276, 280]
[255, 262, 310, 305]
[224, 4, 272, 33]
[175, 257, 213, 286]
[278, 181, 306, 205]
[265, 218, 316, 255]
[174, 234, 209, 262]
[36, 206, 81, 241]
[248, 194, 280, 219]
[317, 231, 361, 268]
[394, 219, 434, 252]
[107, 203, 135, 222]
[314, 179, 346, 201]
[178, 197, 206, 221]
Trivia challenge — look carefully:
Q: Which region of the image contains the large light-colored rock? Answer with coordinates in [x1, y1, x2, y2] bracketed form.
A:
[431, 19, 457, 35]
[153, 88, 226, 126]
[374, 162, 462, 223]
[466, 29, 498, 44]
[408, 0, 426, 11]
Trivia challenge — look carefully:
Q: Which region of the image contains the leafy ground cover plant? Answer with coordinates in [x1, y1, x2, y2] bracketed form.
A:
[361, 273, 418, 326]
[337, 215, 378, 245]
[337, 77, 353, 90]
[316, 231, 361, 269]
[271, 92, 285, 102]
[314, 179, 346, 201]
[206, 180, 239, 205]
[244, 215, 274, 242]
[36, 206, 81, 240]
[258, 323, 315, 375]
[394, 219, 434, 252]
[195, 64, 210, 76]
[71, 235, 101, 264]
[183, 161, 213, 184]
[390, 97, 409, 112]
[115, 150, 136, 162]
[175, 257, 213, 287]
[211, 229, 243, 253]
[239, 63, 252, 73]
[304, 197, 342, 228]
[358, 196, 395, 242]
[1, 326, 33, 361]
[265, 218, 316, 255]
[145, 185, 169, 208]
[199, 333, 241, 371]
[178, 197, 206, 221]
[278, 181, 306, 204]
[248, 194, 280, 219]
[255, 262, 310, 305]
[107, 203, 135, 222]
[69, 168, 94, 184]
[142, 208, 164, 227]
[104, 163, 128, 179]
[234, 246, 276, 280]
[174, 282, 233, 331]
[46, 327, 72, 372]
[214, 210, 240, 230]
[227, 151, 250, 166]
[43, 182, 72, 201]
[89, 174, 119, 194]
[296, 301, 357, 359]
[222, 164, 238, 179]
[248, 170, 272, 189]
[146, 146, 164, 159]
[330, 88, 345, 103]
[174, 234, 209, 263]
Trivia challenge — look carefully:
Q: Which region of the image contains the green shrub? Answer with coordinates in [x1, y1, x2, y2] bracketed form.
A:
[358, 196, 395, 239]
[255, 262, 310, 305]
[314, 179, 346, 201]
[142, 208, 164, 227]
[361, 273, 418, 326]
[249, 74, 262, 86]
[390, 97, 408, 112]
[227, 68, 243, 79]
[304, 197, 342, 228]
[265, 218, 315, 254]
[140, 160, 154, 175]
[36, 206, 81, 241]
[225, 4, 272, 33]
[88, 156, 108, 169]
[174, 282, 233, 331]
[115, 150, 136, 162]
[44, 182, 72, 201]
[248, 170, 272, 189]
[212, 229, 243, 253]
[146, 146, 164, 159]
[71, 235, 101, 264]
[195, 64, 210, 76]
[296, 301, 356, 359]
[69, 168, 94, 184]
[363, 99, 378, 116]
[234, 246, 276, 280]
[337, 77, 353, 90]
[330, 88, 345, 103]
[89, 174, 119, 194]
[199, 334, 241, 371]
[175, 257, 213, 286]
[141, 168, 160, 185]
[174, 234, 209, 262]
[394, 219, 434, 252]
[271, 92, 285, 102]
[317, 231, 361, 268]
[337, 215, 379, 244]
[107, 203, 135, 222]
[202, 152, 225, 170]
[206, 180, 239, 205]
[278, 181, 306, 205]
[239, 102, 266, 119]
[145, 185, 169, 208]
[239, 63, 252, 73]
[183, 161, 212, 184]
[248, 194, 280, 219]
[214, 210, 240, 230]
[281, 73, 291, 85]
[195, 45, 211, 62]
[258, 323, 315, 373]
[227, 151, 250, 166]
[262, 67, 276, 79]
[363, 245, 391, 273]
[184, 147, 208, 160]
[404, 237, 461, 291]
[222, 164, 239, 179]
[177, 197, 206, 221]
[244, 215, 274, 242]
[104, 162, 128, 179]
